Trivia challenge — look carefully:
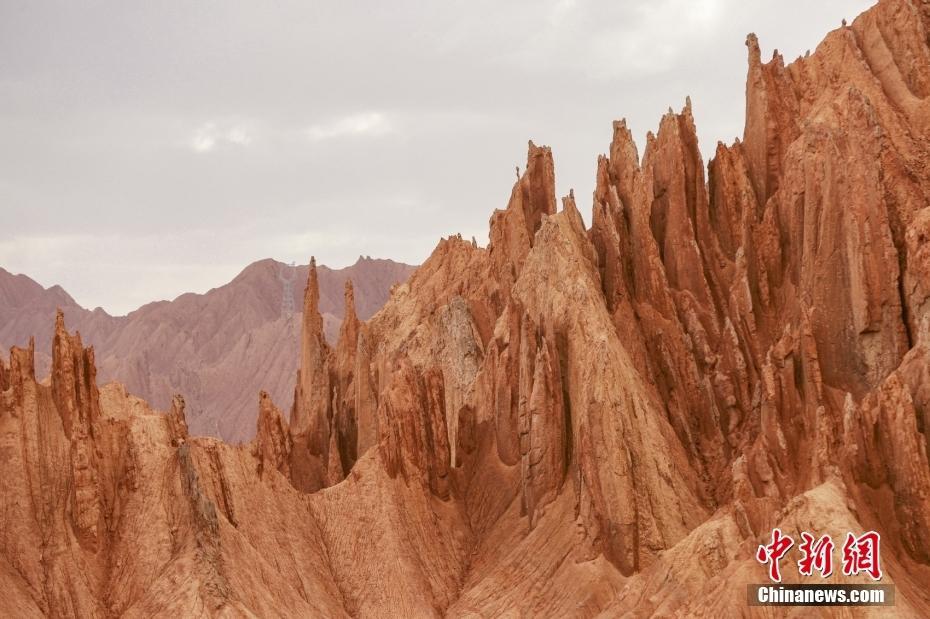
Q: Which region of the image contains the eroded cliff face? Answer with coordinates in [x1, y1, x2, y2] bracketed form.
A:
[3, 1, 930, 615]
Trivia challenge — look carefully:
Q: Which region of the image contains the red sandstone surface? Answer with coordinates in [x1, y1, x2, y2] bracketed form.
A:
[2, 1, 930, 615]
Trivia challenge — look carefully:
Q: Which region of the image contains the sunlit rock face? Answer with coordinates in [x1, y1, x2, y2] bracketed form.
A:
[2, 1, 930, 615]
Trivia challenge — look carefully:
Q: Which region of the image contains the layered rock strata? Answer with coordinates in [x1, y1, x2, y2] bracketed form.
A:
[2, 1, 930, 615]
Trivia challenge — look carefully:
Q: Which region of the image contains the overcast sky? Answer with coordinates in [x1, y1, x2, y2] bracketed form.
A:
[1, 0, 873, 315]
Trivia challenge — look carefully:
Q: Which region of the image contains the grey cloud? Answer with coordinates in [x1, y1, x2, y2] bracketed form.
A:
[0, 0, 873, 314]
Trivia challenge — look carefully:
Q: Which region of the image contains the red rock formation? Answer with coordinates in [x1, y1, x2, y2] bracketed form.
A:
[288, 258, 333, 492]
[333, 280, 361, 472]
[3, 1, 930, 615]
[253, 390, 291, 478]
[51, 309, 101, 438]
[377, 358, 451, 500]
[488, 141, 557, 299]
[287, 262, 387, 492]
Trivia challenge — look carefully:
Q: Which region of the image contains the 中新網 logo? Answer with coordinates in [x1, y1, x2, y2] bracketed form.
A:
[756, 529, 882, 582]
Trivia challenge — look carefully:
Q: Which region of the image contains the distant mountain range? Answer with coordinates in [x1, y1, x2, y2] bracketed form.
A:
[4, 2, 930, 614]
[0, 256, 415, 441]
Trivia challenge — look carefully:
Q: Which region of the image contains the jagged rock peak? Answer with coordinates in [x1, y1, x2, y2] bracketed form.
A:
[344, 278, 356, 319]
[522, 140, 557, 233]
[254, 390, 291, 478]
[487, 140, 558, 290]
[745, 32, 761, 63]
[4, 2, 930, 615]
[51, 308, 100, 438]
[338, 278, 359, 348]
[0, 354, 8, 393]
[303, 256, 322, 331]
[166, 394, 189, 444]
[8, 337, 35, 391]
[289, 254, 333, 491]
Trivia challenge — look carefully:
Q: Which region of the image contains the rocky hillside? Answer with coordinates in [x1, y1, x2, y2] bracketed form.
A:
[0, 257, 415, 441]
[1, 0, 930, 615]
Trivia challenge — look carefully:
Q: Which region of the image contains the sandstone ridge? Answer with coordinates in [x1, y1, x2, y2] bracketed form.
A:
[2, 1, 930, 615]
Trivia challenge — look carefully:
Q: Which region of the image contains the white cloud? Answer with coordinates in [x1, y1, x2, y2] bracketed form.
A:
[501, 0, 727, 80]
[306, 112, 393, 141]
[190, 123, 218, 152]
[189, 121, 254, 153]
[226, 127, 252, 145]
[548, 0, 577, 25]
